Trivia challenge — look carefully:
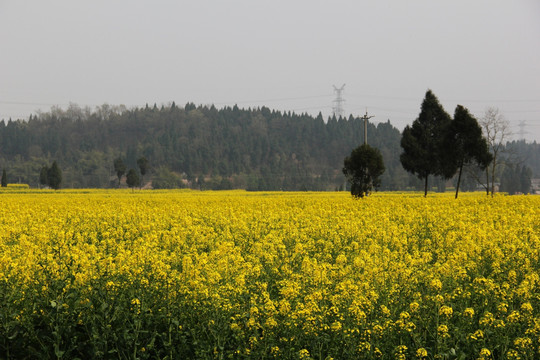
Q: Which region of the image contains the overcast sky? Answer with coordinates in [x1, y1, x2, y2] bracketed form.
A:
[1, 1, 540, 142]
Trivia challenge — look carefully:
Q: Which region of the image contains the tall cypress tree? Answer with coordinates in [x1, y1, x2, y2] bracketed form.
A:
[137, 156, 149, 187]
[39, 166, 49, 188]
[47, 161, 62, 190]
[520, 165, 532, 194]
[446, 105, 492, 198]
[114, 158, 126, 187]
[400, 90, 454, 196]
[1, 169, 6, 187]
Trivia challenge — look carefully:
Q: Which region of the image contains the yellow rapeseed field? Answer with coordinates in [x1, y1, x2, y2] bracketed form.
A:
[0, 190, 539, 359]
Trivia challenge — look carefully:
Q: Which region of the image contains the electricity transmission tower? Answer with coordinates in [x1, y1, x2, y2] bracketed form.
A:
[518, 120, 528, 141]
[332, 84, 345, 118]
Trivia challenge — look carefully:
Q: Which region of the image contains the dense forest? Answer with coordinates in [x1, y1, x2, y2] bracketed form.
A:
[0, 102, 538, 191]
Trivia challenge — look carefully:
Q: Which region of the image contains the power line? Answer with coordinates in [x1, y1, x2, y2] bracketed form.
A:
[0, 100, 69, 106]
[345, 92, 540, 103]
[2, 92, 540, 128]
[211, 94, 331, 106]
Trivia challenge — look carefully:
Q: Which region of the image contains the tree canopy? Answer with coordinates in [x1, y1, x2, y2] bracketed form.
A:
[114, 158, 127, 187]
[400, 90, 455, 196]
[500, 164, 532, 194]
[46, 161, 62, 190]
[137, 157, 149, 187]
[0, 101, 538, 191]
[0, 104, 413, 190]
[1, 169, 6, 187]
[39, 166, 49, 188]
[343, 144, 385, 198]
[445, 105, 492, 198]
[126, 168, 140, 190]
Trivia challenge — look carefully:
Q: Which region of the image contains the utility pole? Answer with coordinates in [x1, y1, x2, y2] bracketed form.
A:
[361, 110, 374, 144]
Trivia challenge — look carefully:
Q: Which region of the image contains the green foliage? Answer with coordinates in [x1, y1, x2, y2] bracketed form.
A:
[343, 144, 385, 198]
[137, 157, 148, 176]
[47, 161, 63, 190]
[1, 169, 6, 187]
[126, 168, 140, 189]
[500, 164, 532, 194]
[40, 161, 62, 189]
[400, 90, 454, 196]
[1, 103, 539, 190]
[0, 104, 414, 190]
[40, 166, 49, 187]
[137, 156, 149, 186]
[113, 158, 126, 187]
[506, 140, 540, 177]
[151, 167, 185, 189]
[445, 105, 493, 198]
[520, 165, 533, 193]
[448, 106, 492, 169]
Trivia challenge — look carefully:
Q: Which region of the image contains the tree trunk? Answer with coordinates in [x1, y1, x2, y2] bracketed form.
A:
[490, 162, 495, 197]
[455, 163, 463, 199]
[424, 176, 428, 197]
[485, 168, 490, 195]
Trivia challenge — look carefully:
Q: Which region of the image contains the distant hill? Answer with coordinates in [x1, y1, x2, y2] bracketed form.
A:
[0, 103, 538, 190]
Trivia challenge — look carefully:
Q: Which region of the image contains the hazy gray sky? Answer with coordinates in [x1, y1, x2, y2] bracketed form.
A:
[2, 0, 540, 141]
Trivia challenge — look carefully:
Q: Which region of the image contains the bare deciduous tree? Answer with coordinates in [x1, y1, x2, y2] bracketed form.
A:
[480, 107, 512, 196]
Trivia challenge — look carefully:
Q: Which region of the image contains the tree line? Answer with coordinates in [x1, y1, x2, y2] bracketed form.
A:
[0, 103, 410, 190]
[0, 100, 537, 192]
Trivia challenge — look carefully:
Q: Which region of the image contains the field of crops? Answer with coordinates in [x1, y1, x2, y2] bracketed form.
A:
[0, 190, 539, 359]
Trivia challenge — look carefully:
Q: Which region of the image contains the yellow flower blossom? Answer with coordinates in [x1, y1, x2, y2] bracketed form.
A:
[478, 348, 491, 359]
[416, 347, 428, 359]
[514, 337, 533, 350]
[439, 305, 453, 318]
[330, 321, 342, 331]
[358, 341, 371, 353]
[463, 307, 475, 318]
[506, 349, 520, 360]
[468, 329, 484, 341]
[438, 324, 450, 338]
[430, 278, 443, 292]
[298, 349, 311, 359]
[507, 311, 521, 324]
[395, 345, 407, 360]
[521, 302, 533, 314]
[409, 302, 420, 313]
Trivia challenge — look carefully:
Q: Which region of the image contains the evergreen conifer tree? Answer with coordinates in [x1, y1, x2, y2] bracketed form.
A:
[114, 158, 126, 187]
[520, 165, 532, 194]
[47, 161, 62, 190]
[39, 166, 49, 188]
[1, 169, 7, 187]
[400, 90, 454, 196]
[445, 105, 492, 198]
[126, 168, 139, 191]
[137, 157, 149, 187]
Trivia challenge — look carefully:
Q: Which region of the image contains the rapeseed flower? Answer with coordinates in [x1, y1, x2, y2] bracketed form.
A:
[0, 190, 539, 358]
